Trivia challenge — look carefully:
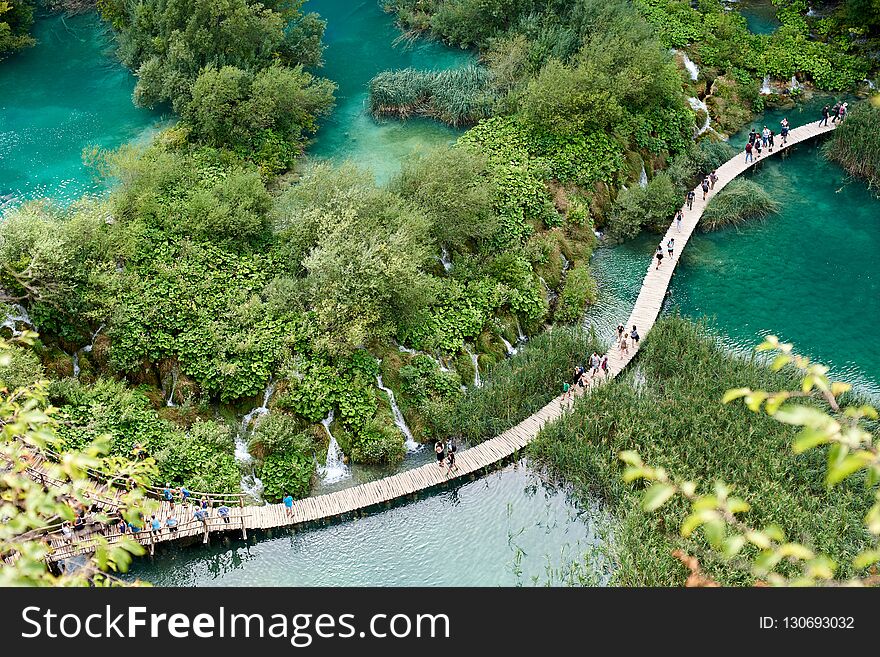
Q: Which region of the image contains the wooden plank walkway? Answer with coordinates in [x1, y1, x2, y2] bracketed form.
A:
[39, 119, 837, 562]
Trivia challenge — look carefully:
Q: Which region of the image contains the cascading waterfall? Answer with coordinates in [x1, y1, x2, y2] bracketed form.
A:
[166, 365, 179, 407]
[396, 342, 452, 372]
[71, 323, 105, 380]
[688, 97, 712, 136]
[638, 163, 648, 189]
[789, 76, 800, 92]
[439, 247, 453, 272]
[1, 303, 34, 337]
[318, 410, 350, 484]
[760, 75, 772, 95]
[464, 344, 481, 388]
[500, 336, 517, 357]
[515, 317, 527, 345]
[672, 49, 699, 81]
[234, 380, 276, 501]
[376, 369, 420, 451]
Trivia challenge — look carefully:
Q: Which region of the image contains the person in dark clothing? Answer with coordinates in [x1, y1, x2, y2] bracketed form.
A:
[686, 190, 695, 210]
[820, 105, 830, 126]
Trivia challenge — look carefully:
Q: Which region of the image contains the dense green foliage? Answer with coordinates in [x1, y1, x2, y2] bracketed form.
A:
[824, 100, 880, 190]
[700, 179, 781, 231]
[0, 0, 34, 56]
[97, 0, 335, 163]
[529, 317, 873, 585]
[249, 414, 316, 501]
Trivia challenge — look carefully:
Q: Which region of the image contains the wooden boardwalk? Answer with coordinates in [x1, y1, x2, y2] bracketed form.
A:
[41, 119, 837, 562]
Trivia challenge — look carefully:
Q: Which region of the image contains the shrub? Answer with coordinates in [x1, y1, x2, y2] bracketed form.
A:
[258, 451, 315, 502]
[348, 418, 406, 465]
[824, 101, 880, 190]
[554, 265, 598, 323]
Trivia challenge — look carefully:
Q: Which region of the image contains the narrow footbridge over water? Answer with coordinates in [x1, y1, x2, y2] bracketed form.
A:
[19, 119, 837, 563]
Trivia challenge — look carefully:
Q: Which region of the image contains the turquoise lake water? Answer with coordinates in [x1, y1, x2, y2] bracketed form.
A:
[737, 0, 781, 35]
[306, 0, 474, 182]
[0, 13, 164, 209]
[126, 461, 609, 586]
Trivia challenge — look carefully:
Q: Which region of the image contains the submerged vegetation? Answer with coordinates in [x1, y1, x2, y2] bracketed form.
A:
[529, 316, 875, 585]
[0, 0, 34, 56]
[700, 179, 781, 231]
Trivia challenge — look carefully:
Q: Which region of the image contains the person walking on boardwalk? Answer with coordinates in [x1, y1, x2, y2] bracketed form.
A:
[619, 333, 629, 355]
[748, 127, 758, 145]
[667, 237, 675, 259]
[701, 176, 710, 200]
[163, 483, 173, 502]
[446, 446, 457, 473]
[754, 138, 763, 158]
[655, 244, 664, 269]
[590, 352, 601, 378]
[562, 380, 572, 403]
[761, 126, 770, 147]
[674, 208, 683, 232]
[686, 189, 695, 210]
[434, 440, 445, 469]
[631, 325, 640, 346]
[745, 141, 753, 163]
[446, 437, 457, 460]
[600, 354, 609, 378]
[709, 170, 718, 190]
[768, 130, 775, 152]
[831, 101, 841, 123]
[617, 323, 625, 343]
[820, 105, 830, 126]
[166, 513, 178, 532]
[283, 493, 294, 517]
[780, 121, 789, 145]
[218, 504, 231, 524]
[838, 102, 848, 122]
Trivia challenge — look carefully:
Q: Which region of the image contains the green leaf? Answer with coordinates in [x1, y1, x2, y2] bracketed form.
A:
[642, 482, 675, 512]
[792, 427, 830, 454]
[826, 454, 870, 486]
[703, 519, 726, 549]
[722, 388, 751, 404]
[852, 549, 880, 569]
[618, 450, 643, 467]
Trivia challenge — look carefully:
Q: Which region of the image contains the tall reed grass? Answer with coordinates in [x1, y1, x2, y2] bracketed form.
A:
[824, 101, 880, 191]
[529, 316, 873, 585]
[430, 327, 602, 443]
[700, 179, 780, 231]
[369, 65, 495, 127]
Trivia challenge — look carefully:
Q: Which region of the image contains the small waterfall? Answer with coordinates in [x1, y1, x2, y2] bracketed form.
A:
[234, 380, 276, 501]
[638, 164, 648, 189]
[464, 344, 481, 388]
[560, 253, 571, 273]
[318, 410, 350, 484]
[376, 370, 419, 451]
[688, 97, 711, 136]
[500, 336, 517, 357]
[760, 75, 772, 95]
[1, 303, 34, 337]
[72, 323, 105, 379]
[439, 247, 453, 272]
[166, 366, 179, 407]
[673, 49, 699, 81]
[865, 79, 876, 90]
[789, 76, 800, 92]
[397, 342, 453, 373]
[515, 317, 527, 344]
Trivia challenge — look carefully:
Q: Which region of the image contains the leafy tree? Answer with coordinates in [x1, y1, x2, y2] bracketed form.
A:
[0, 332, 154, 586]
[0, 0, 34, 56]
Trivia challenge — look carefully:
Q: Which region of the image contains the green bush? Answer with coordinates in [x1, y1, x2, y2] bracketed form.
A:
[258, 451, 315, 502]
[348, 418, 406, 465]
[554, 265, 598, 324]
[0, 344, 44, 390]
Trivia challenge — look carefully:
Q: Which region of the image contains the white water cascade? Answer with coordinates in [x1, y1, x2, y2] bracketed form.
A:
[396, 342, 453, 373]
[464, 344, 481, 388]
[673, 49, 700, 81]
[376, 370, 420, 452]
[789, 76, 801, 92]
[515, 317, 527, 345]
[318, 410, 350, 484]
[166, 365, 179, 407]
[500, 336, 517, 357]
[234, 380, 276, 501]
[1, 303, 33, 337]
[760, 75, 772, 95]
[638, 163, 648, 189]
[439, 247, 453, 272]
[688, 97, 712, 136]
[72, 323, 105, 379]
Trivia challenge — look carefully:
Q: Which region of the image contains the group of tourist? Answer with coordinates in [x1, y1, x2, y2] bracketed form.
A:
[434, 438, 458, 472]
[821, 102, 848, 126]
[745, 120, 788, 162]
[562, 350, 611, 401]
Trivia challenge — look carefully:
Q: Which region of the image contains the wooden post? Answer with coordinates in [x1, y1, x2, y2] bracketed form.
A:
[239, 496, 247, 540]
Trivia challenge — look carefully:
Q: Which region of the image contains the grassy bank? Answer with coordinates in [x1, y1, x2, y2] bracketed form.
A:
[529, 316, 873, 586]
[431, 327, 602, 444]
[824, 101, 880, 191]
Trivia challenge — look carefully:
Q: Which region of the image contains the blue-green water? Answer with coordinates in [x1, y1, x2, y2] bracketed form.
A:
[0, 13, 164, 208]
[306, 0, 474, 182]
[127, 461, 609, 586]
[737, 0, 781, 35]
[588, 101, 880, 398]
